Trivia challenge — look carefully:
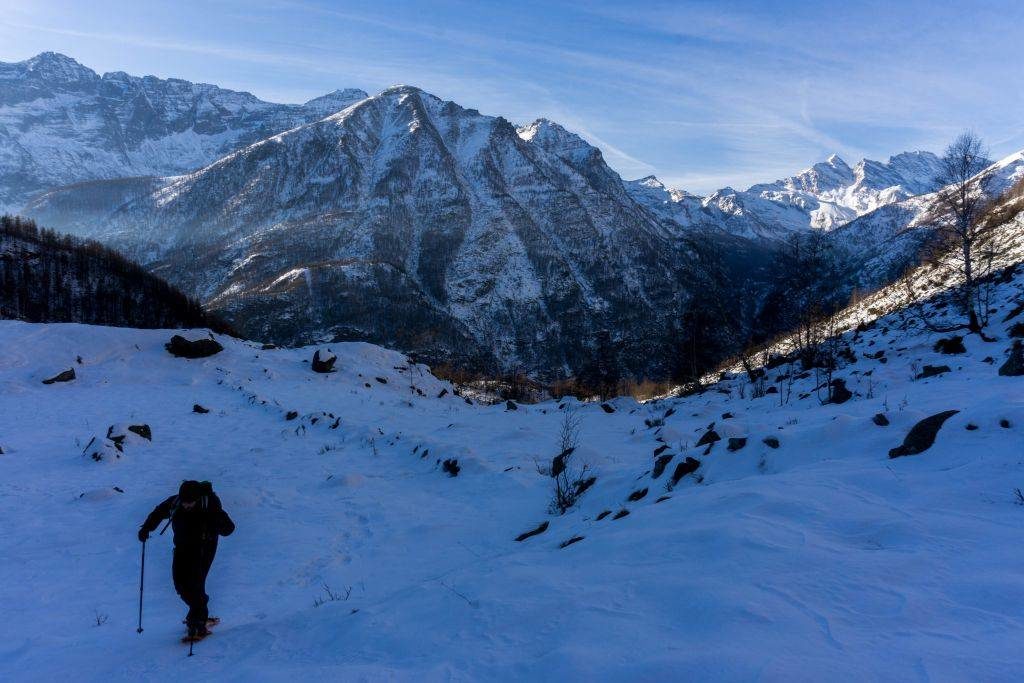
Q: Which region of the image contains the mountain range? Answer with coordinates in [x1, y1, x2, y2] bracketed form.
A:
[6, 52, 1024, 379]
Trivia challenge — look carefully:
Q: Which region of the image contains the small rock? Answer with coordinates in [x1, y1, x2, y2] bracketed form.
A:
[612, 509, 630, 520]
[442, 459, 460, 477]
[653, 444, 669, 456]
[727, 437, 747, 452]
[872, 413, 890, 426]
[652, 453, 674, 479]
[916, 365, 951, 379]
[1001, 419, 1011, 429]
[437, 388, 449, 398]
[515, 521, 549, 542]
[42, 368, 76, 385]
[762, 436, 780, 449]
[721, 412, 734, 419]
[559, 535, 585, 549]
[889, 410, 959, 458]
[375, 376, 388, 384]
[965, 423, 978, 431]
[193, 404, 210, 414]
[285, 411, 299, 421]
[669, 457, 701, 487]
[165, 335, 223, 359]
[505, 400, 518, 411]
[695, 429, 721, 448]
[595, 510, 612, 521]
[127, 424, 151, 441]
[655, 495, 670, 503]
[933, 336, 966, 354]
[627, 487, 648, 502]
[600, 403, 615, 413]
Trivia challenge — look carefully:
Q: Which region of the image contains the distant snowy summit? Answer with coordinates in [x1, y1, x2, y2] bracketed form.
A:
[626, 151, 946, 239]
[0, 52, 368, 210]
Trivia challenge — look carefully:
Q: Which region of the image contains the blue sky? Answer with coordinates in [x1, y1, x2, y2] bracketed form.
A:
[1, 0, 1022, 193]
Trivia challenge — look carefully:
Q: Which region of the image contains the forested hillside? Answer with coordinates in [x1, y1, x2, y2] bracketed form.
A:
[0, 216, 229, 332]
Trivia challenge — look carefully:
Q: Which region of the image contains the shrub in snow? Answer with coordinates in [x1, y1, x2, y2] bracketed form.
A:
[41, 368, 76, 385]
[165, 334, 223, 358]
[888, 410, 959, 458]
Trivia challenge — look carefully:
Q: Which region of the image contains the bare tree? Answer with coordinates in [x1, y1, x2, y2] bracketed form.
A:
[928, 131, 994, 334]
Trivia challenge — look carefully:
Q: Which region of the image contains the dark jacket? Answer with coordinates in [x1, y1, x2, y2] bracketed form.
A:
[140, 492, 235, 551]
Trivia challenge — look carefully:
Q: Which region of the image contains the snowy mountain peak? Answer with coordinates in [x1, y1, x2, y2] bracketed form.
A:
[0, 53, 368, 210]
[301, 88, 369, 117]
[20, 51, 97, 83]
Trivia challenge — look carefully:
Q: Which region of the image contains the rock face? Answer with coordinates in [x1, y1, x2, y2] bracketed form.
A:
[999, 341, 1024, 377]
[0, 52, 367, 211]
[888, 410, 959, 458]
[165, 335, 223, 359]
[25, 87, 693, 379]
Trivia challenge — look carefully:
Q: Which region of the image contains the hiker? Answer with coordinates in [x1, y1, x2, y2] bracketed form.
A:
[138, 480, 235, 640]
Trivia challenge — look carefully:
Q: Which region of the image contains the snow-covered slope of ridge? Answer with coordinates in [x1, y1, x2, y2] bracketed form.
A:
[2, 240, 1023, 679]
[0, 52, 368, 211]
[23, 85, 691, 379]
[828, 148, 1024, 292]
[626, 151, 947, 239]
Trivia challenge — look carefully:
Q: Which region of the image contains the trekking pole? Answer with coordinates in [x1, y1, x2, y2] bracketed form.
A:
[137, 539, 146, 633]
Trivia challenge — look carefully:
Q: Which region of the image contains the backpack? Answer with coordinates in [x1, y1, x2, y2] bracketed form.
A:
[159, 480, 215, 535]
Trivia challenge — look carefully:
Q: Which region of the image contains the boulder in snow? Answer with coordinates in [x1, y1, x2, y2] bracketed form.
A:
[515, 521, 549, 542]
[311, 350, 337, 373]
[888, 410, 959, 458]
[916, 365, 951, 379]
[42, 368, 76, 385]
[763, 436, 780, 449]
[669, 457, 701, 487]
[652, 453, 674, 479]
[165, 335, 223, 359]
[933, 336, 966, 354]
[999, 341, 1024, 376]
[696, 429, 721, 448]
[193, 404, 210, 414]
[872, 413, 890, 426]
[727, 437, 747, 451]
[828, 378, 852, 404]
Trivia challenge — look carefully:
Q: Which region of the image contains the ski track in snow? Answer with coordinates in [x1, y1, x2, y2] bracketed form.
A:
[1, 264, 1024, 680]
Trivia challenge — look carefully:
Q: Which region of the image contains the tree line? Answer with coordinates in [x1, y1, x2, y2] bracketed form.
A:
[0, 215, 232, 333]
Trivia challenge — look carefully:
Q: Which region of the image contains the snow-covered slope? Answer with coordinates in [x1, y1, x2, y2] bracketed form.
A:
[0, 52, 367, 211]
[626, 151, 947, 239]
[23, 87, 691, 378]
[1, 242, 1023, 679]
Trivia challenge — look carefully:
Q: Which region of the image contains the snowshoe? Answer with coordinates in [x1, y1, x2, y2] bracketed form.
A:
[181, 626, 212, 644]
